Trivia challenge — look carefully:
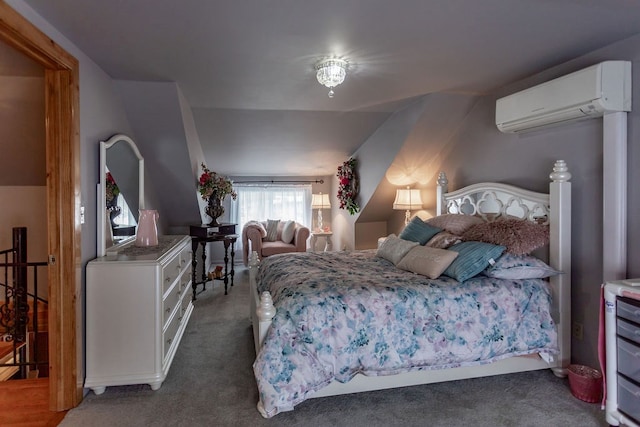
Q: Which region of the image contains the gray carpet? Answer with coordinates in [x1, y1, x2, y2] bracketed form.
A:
[62, 267, 606, 426]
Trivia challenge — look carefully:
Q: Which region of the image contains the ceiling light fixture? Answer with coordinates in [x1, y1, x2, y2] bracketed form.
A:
[315, 58, 348, 98]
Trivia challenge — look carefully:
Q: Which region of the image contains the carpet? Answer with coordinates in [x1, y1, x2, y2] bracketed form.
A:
[61, 267, 606, 426]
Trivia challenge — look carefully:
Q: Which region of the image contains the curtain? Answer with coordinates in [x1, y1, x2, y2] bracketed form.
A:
[230, 184, 312, 258]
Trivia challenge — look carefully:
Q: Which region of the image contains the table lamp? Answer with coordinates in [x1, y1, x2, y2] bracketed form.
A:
[393, 186, 423, 225]
[311, 193, 331, 231]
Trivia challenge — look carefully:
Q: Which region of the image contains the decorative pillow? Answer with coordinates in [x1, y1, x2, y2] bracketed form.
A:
[265, 219, 280, 242]
[399, 216, 442, 245]
[281, 220, 296, 244]
[396, 246, 458, 279]
[484, 253, 561, 279]
[426, 231, 462, 249]
[426, 214, 484, 235]
[376, 234, 419, 265]
[461, 218, 549, 255]
[443, 241, 506, 282]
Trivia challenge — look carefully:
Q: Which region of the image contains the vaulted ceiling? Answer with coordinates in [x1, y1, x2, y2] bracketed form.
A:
[21, 0, 640, 175]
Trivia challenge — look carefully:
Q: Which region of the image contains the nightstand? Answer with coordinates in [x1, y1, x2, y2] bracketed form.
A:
[310, 231, 333, 252]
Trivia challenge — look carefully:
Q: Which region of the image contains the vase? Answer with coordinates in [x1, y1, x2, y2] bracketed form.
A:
[205, 197, 224, 226]
[135, 209, 159, 247]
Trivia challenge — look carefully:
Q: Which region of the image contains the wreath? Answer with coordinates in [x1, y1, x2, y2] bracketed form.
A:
[337, 157, 360, 215]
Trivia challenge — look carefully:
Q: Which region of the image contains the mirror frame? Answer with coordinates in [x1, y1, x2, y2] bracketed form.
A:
[97, 134, 145, 256]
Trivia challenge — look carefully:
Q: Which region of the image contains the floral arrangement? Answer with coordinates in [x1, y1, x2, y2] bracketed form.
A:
[337, 157, 359, 215]
[198, 163, 237, 202]
[105, 172, 120, 203]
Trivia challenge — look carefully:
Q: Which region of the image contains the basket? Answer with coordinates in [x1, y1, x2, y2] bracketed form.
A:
[567, 364, 603, 403]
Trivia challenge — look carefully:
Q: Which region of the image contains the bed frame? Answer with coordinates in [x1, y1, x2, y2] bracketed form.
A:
[249, 160, 571, 409]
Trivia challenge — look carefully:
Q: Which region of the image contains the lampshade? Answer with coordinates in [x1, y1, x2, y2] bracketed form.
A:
[311, 193, 331, 209]
[393, 188, 423, 210]
[393, 187, 423, 225]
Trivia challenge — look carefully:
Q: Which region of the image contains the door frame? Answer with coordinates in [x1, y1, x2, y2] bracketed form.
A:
[0, 1, 81, 410]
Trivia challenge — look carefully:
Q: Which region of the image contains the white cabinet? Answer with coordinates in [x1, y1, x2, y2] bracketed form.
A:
[604, 280, 640, 427]
[85, 235, 193, 394]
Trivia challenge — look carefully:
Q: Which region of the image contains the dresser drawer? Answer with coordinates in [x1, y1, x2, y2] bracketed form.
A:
[618, 337, 640, 383]
[180, 270, 192, 294]
[162, 256, 181, 293]
[179, 244, 193, 272]
[162, 311, 181, 360]
[618, 297, 640, 325]
[619, 318, 640, 346]
[180, 287, 192, 317]
[162, 283, 181, 326]
[617, 374, 640, 424]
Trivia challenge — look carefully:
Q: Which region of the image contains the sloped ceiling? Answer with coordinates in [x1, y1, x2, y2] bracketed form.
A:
[20, 0, 640, 176]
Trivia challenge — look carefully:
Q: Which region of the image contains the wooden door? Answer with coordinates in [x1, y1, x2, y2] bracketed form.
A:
[0, 1, 80, 411]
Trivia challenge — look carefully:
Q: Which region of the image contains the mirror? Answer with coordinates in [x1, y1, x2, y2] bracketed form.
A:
[97, 134, 144, 256]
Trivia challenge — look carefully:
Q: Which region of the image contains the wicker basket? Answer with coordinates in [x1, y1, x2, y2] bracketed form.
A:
[567, 364, 603, 403]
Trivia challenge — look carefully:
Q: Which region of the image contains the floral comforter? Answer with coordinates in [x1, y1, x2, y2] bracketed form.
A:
[254, 251, 557, 418]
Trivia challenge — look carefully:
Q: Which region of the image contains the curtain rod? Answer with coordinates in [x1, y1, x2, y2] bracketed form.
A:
[234, 179, 324, 184]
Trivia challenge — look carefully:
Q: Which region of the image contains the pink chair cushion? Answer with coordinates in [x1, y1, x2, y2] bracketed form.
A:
[261, 241, 298, 257]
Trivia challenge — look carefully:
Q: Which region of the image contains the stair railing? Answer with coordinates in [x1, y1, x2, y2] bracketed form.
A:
[0, 227, 48, 379]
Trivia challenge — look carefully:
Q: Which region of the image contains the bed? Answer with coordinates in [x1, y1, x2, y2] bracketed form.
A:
[249, 160, 572, 418]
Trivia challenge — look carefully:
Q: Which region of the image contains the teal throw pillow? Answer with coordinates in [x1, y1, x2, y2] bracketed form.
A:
[399, 216, 442, 245]
[444, 241, 506, 282]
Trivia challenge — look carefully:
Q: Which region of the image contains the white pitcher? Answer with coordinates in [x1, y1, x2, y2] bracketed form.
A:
[135, 209, 159, 247]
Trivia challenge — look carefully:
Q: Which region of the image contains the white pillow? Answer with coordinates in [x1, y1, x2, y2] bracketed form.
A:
[396, 246, 459, 279]
[376, 234, 419, 265]
[281, 220, 296, 244]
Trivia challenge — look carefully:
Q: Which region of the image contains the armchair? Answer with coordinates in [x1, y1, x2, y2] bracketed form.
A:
[242, 220, 310, 265]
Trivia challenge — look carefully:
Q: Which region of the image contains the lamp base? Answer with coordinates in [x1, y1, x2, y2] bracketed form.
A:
[405, 210, 411, 225]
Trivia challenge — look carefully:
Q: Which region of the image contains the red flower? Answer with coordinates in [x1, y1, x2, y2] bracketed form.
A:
[336, 158, 359, 215]
[197, 163, 237, 202]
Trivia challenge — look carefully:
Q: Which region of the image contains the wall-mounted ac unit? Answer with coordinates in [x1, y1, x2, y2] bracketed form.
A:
[496, 61, 631, 133]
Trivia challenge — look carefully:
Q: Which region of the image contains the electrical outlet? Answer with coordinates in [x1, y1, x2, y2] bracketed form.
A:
[572, 321, 583, 340]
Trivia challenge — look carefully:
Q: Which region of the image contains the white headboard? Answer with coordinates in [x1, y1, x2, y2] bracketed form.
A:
[435, 160, 572, 373]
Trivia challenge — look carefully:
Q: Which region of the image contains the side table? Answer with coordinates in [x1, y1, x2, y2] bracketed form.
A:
[310, 231, 333, 252]
[190, 223, 237, 299]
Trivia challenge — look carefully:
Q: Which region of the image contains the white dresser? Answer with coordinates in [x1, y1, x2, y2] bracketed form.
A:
[604, 280, 640, 427]
[85, 235, 193, 394]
